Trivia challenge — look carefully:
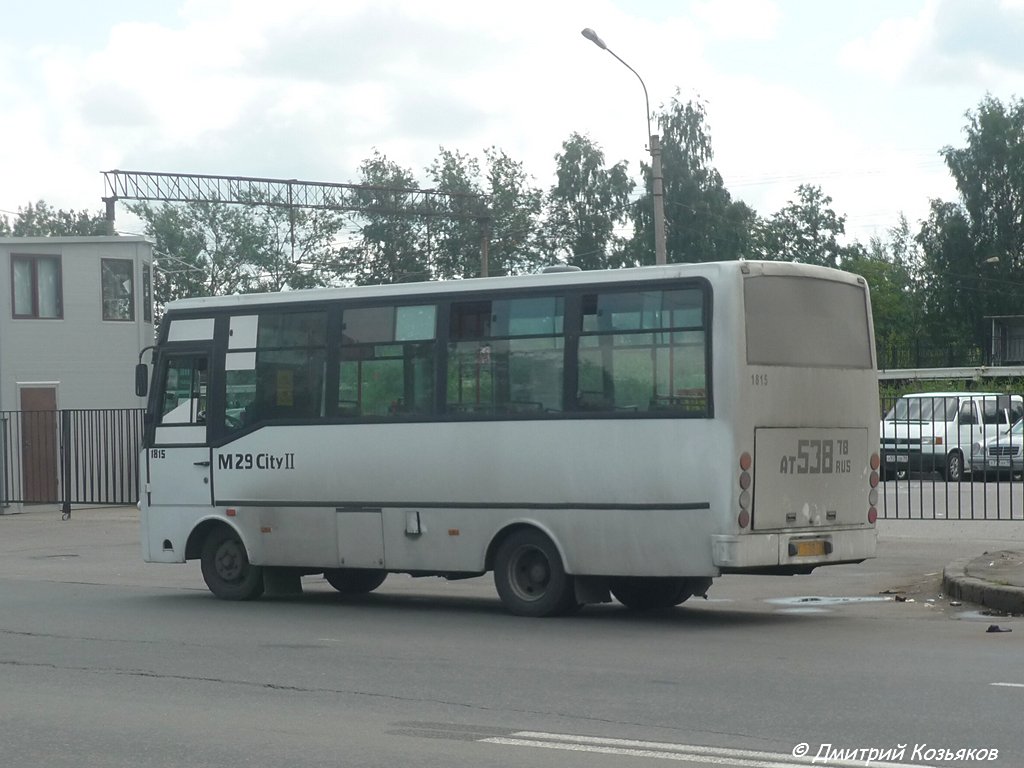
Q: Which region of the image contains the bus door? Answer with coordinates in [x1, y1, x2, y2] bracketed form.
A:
[146, 349, 214, 508]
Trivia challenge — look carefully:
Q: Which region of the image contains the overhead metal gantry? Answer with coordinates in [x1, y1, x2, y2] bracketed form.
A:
[101, 169, 492, 274]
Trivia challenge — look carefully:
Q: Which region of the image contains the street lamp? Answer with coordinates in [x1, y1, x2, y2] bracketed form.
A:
[581, 27, 667, 266]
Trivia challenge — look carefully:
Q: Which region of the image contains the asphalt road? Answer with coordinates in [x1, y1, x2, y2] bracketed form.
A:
[1, 507, 1021, 768]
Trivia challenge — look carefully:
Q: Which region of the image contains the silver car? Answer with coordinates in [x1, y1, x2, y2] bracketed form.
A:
[970, 419, 1024, 477]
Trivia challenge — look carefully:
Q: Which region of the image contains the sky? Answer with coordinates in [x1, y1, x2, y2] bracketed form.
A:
[2, 0, 1023, 246]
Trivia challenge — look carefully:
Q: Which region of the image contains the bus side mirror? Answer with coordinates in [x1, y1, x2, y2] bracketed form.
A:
[135, 363, 149, 398]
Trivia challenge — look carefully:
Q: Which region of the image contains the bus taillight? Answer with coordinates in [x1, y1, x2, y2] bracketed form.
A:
[738, 453, 752, 529]
[868, 452, 880, 524]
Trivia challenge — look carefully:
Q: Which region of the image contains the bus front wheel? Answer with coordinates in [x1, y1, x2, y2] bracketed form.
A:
[493, 529, 577, 617]
[323, 568, 387, 594]
[200, 527, 264, 601]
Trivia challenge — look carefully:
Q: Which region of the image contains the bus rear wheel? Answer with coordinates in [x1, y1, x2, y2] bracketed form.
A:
[611, 576, 697, 610]
[200, 527, 264, 601]
[493, 529, 577, 617]
[323, 568, 387, 594]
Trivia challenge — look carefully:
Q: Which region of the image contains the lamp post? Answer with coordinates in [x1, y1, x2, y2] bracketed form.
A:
[581, 27, 667, 266]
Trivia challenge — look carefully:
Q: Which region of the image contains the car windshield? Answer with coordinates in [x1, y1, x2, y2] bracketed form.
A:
[884, 397, 959, 422]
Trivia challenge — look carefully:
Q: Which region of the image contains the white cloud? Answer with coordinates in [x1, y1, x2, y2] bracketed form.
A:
[0, 0, 1000, 246]
[838, 3, 935, 82]
[690, 0, 780, 41]
[841, 0, 1024, 86]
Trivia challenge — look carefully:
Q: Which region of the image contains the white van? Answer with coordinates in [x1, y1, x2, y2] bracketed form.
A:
[880, 392, 1024, 481]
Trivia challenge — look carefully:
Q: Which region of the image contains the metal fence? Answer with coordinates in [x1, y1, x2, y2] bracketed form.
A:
[878, 393, 1024, 520]
[1, 409, 145, 515]
[876, 340, 989, 370]
[2, 399, 1022, 522]
[877, 337, 1024, 370]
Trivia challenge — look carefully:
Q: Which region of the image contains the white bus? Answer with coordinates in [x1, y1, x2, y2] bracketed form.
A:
[137, 260, 879, 616]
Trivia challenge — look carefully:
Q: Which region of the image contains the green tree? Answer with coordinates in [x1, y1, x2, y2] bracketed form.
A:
[349, 151, 428, 285]
[631, 94, 755, 264]
[939, 94, 1024, 323]
[917, 200, 981, 348]
[752, 184, 856, 267]
[481, 147, 544, 276]
[544, 132, 635, 270]
[843, 216, 925, 366]
[2, 200, 109, 236]
[426, 148, 488, 280]
[130, 198, 349, 309]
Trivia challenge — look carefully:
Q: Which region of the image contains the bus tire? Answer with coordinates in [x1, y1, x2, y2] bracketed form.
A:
[611, 577, 691, 610]
[944, 450, 964, 482]
[493, 529, 576, 617]
[323, 568, 387, 594]
[200, 527, 264, 601]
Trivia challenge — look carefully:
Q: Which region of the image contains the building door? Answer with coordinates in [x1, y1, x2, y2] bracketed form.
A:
[20, 387, 58, 503]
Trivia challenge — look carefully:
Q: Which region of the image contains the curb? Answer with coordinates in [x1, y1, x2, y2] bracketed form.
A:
[943, 558, 1024, 615]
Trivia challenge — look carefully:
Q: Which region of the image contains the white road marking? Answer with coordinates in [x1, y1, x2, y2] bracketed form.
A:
[991, 682, 1024, 688]
[480, 731, 933, 768]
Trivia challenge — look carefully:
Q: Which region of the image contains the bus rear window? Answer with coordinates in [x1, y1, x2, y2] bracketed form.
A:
[744, 275, 872, 369]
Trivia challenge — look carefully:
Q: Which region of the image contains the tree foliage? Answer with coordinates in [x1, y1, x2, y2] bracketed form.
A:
[9, 91, 1024, 366]
[1, 201, 109, 236]
[631, 94, 755, 264]
[752, 184, 859, 267]
[130, 197, 348, 307]
[348, 151, 427, 285]
[544, 132, 634, 270]
[914, 94, 1024, 351]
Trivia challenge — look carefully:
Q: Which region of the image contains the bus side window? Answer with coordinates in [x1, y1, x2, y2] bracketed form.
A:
[338, 304, 437, 419]
[577, 288, 707, 416]
[223, 311, 327, 431]
[447, 296, 565, 415]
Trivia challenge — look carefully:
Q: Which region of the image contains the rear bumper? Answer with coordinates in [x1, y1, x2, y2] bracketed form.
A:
[712, 528, 876, 573]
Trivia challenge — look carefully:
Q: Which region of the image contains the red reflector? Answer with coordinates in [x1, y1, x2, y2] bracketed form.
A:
[739, 471, 751, 490]
[737, 509, 750, 529]
[867, 508, 877, 524]
[870, 471, 879, 488]
[870, 453, 880, 471]
[739, 452, 752, 471]
[448, 529, 460, 536]
[226, 508, 236, 517]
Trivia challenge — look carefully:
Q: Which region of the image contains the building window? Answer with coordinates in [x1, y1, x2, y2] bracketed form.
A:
[142, 264, 152, 323]
[102, 258, 135, 321]
[11, 254, 62, 319]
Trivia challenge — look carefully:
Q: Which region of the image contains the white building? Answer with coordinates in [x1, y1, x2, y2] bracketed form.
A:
[0, 236, 154, 507]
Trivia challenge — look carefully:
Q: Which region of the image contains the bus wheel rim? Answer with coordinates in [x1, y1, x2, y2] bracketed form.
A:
[508, 545, 550, 602]
[216, 540, 244, 582]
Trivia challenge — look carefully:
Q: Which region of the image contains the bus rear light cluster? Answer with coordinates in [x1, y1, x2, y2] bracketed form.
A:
[868, 452, 880, 524]
[738, 452, 752, 529]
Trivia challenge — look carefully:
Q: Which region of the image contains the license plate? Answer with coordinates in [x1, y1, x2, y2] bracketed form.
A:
[885, 454, 909, 464]
[989, 458, 1012, 468]
[792, 540, 827, 557]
